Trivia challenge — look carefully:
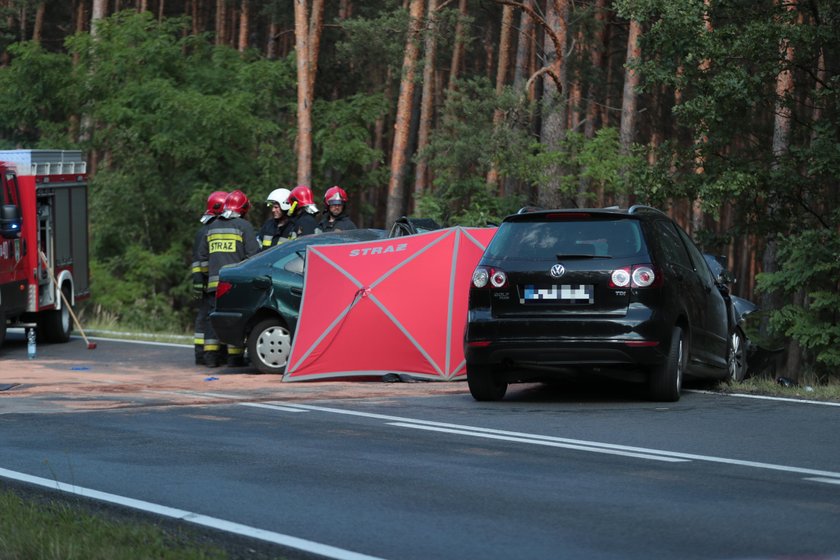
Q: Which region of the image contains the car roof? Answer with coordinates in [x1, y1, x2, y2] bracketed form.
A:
[247, 228, 388, 263]
[503, 205, 668, 223]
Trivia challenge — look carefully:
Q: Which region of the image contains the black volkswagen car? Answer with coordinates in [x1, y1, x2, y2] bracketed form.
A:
[464, 206, 730, 402]
[210, 228, 388, 374]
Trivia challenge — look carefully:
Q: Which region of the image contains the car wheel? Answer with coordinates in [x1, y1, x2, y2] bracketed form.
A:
[248, 318, 292, 375]
[467, 363, 507, 401]
[0, 308, 6, 348]
[648, 326, 684, 402]
[39, 286, 72, 343]
[727, 327, 748, 383]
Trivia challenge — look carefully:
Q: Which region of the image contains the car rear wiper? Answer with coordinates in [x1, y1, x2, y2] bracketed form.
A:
[555, 253, 610, 259]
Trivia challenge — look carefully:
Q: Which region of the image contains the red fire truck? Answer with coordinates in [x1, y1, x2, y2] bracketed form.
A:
[0, 149, 90, 349]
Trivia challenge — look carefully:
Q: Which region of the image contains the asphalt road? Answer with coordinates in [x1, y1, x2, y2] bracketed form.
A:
[1, 332, 840, 560]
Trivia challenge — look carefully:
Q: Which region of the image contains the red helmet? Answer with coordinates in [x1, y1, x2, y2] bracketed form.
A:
[224, 190, 251, 217]
[324, 186, 348, 206]
[201, 191, 227, 223]
[287, 185, 314, 214]
[206, 191, 227, 214]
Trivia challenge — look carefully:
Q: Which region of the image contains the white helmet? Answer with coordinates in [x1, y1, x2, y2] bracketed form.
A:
[266, 188, 291, 212]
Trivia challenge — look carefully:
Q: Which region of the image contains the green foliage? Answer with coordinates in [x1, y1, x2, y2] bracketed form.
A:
[756, 228, 840, 374]
[312, 93, 389, 221]
[0, 42, 75, 147]
[517, 128, 638, 205]
[333, 4, 409, 93]
[61, 11, 297, 330]
[91, 243, 193, 332]
[419, 78, 524, 225]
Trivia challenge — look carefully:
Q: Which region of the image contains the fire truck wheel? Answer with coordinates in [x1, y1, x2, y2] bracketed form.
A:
[0, 309, 6, 348]
[39, 286, 72, 343]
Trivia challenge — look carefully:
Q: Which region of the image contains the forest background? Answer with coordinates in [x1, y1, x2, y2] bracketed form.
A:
[0, 0, 837, 383]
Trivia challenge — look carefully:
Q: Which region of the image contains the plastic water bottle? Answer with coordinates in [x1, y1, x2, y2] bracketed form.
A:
[27, 327, 36, 360]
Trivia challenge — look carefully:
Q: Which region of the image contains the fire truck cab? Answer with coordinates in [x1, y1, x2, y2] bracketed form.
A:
[0, 149, 90, 349]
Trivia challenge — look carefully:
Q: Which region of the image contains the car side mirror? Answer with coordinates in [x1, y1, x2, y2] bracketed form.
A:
[0, 203, 22, 239]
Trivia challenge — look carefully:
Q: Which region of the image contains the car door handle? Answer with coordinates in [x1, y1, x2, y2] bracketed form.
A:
[252, 276, 271, 290]
[290, 287, 303, 296]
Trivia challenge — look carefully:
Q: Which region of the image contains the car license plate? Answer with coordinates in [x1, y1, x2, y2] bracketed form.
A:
[521, 284, 594, 304]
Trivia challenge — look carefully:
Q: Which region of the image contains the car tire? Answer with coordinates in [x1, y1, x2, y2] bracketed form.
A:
[39, 286, 72, 343]
[727, 327, 748, 383]
[467, 363, 507, 401]
[0, 308, 6, 348]
[248, 318, 292, 375]
[648, 326, 684, 402]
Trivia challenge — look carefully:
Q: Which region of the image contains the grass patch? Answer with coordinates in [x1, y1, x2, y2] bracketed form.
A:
[715, 377, 840, 402]
[0, 488, 229, 560]
[84, 327, 192, 345]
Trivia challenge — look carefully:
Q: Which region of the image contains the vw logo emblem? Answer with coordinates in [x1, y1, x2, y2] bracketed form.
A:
[550, 264, 565, 278]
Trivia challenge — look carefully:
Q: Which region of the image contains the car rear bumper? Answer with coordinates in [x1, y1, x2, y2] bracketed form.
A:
[464, 339, 666, 368]
[464, 305, 672, 372]
[209, 311, 247, 346]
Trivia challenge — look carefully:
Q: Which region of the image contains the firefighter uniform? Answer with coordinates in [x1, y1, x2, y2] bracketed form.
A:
[197, 214, 260, 367]
[318, 212, 357, 232]
[288, 211, 319, 239]
[258, 216, 292, 249]
[191, 220, 213, 365]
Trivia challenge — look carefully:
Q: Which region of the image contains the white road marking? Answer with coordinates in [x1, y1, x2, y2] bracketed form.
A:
[387, 422, 686, 462]
[804, 477, 840, 486]
[258, 403, 840, 481]
[241, 402, 309, 413]
[0, 467, 387, 560]
[686, 389, 840, 407]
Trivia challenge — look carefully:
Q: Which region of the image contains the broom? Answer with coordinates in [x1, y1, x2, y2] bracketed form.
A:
[39, 251, 96, 350]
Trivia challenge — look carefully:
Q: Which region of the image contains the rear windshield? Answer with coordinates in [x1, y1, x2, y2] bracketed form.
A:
[485, 218, 644, 260]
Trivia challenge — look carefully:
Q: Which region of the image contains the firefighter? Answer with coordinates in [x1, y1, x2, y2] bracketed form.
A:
[285, 185, 320, 239]
[258, 188, 292, 250]
[200, 189, 260, 368]
[191, 191, 227, 366]
[318, 186, 357, 232]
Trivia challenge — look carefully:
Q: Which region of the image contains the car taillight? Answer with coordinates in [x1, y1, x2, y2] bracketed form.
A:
[610, 265, 660, 288]
[216, 281, 233, 298]
[631, 266, 656, 287]
[472, 266, 508, 288]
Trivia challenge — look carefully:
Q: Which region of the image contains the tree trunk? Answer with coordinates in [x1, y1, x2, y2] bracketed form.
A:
[215, 0, 226, 45]
[267, 19, 278, 59]
[617, 18, 641, 209]
[1, 0, 11, 66]
[447, 0, 467, 93]
[767, 0, 798, 377]
[578, 0, 607, 207]
[91, 0, 108, 37]
[537, 0, 568, 209]
[486, 5, 513, 190]
[512, 0, 532, 91]
[413, 0, 439, 203]
[32, 1, 45, 43]
[308, 0, 324, 97]
[294, 0, 313, 186]
[238, 0, 249, 52]
[688, 0, 714, 235]
[385, 0, 424, 227]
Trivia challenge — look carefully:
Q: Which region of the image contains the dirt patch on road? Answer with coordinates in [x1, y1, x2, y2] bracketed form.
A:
[0, 356, 469, 414]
